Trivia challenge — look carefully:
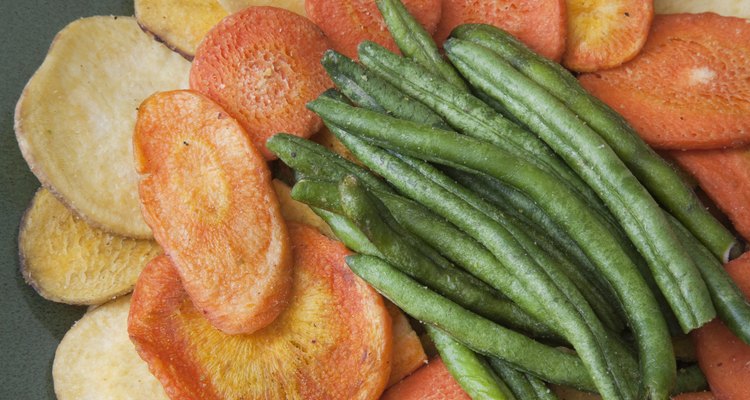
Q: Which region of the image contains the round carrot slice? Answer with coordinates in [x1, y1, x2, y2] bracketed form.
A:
[433, 0, 566, 61]
[128, 224, 392, 400]
[190, 6, 332, 160]
[563, 0, 653, 72]
[579, 13, 750, 150]
[305, 0, 442, 60]
[693, 252, 750, 400]
[381, 357, 470, 400]
[134, 90, 292, 335]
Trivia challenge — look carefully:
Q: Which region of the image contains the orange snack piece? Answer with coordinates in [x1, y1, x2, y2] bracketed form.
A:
[693, 251, 750, 400]
[670, 147, 750, 242]
[563, 0, 652, 72]
[129, 224, 392, 399]
[579, 13, 750, 150]
[190, 6, 332, 159]
[134, 90, 292, 335]
[433, 0, 567, 61]
[380, 357, 470, 400]
[305, 0, 442, 60]
[385, 301, 428, 388]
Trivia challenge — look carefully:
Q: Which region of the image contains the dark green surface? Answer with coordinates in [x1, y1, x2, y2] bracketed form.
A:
[0, 1, 133, 398]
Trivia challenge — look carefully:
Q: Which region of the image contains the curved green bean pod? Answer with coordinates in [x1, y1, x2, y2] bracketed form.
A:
[357, 40, 614, 225]
[453, 23, 740, 262]
[488, 358, 558, 400]
[306, 96, 672, 399]
[294, 178, 561, 340]
[321, 50, 448, 129]
[323, 123, 639, 400]
[346, 254, 595, 390]
[375, 0, 467, 90]
[428, 326, 517, 400]
[670, 216, 750, 344]
[445, 38, 715, 335]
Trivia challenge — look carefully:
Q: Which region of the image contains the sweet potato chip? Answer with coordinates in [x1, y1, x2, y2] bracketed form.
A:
[218, 0, 306, 15]
[128, 224, 392, 399]
[15, 16, 191, 238]
[272, 179, 335, 238]
[19, 188, 161, 305]
[135, 0, 228, 59]
[135, 89, 293, 335]
[53, 295, 169, 400]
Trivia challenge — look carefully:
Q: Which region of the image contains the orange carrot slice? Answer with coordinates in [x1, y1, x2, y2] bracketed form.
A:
[128, 224, 392, 399]
[562, 0, 652, 72]
[305, 0, 442, 59]
[579, 13, 750, 150]
[133, 90, 292, 335]
[669, 146, 750, 242]
[671, 392, 714, 400]
[433, 0, 566, 61]
[190, 6, 331, 160]
[385, 301, 428, 388]
[381, 357, 470, 400]
[693, 251, 750, 400]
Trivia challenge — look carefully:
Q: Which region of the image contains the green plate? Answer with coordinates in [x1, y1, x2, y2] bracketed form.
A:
[0, 1, 133, 398]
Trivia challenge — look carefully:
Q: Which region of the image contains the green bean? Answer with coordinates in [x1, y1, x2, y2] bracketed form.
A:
[488, 358, 558, 400]
[309, 207, 380, 256]
[346, 254, 595, 390]
[446, 38, 715, 334]
[670, 215, 750, 344]
[392, 154, 625, 333]
[357, 40, 614, 225]
[294, 178, 561, 340]
[306, 97, 672, 399]
[428, 326, 517, 400]
[447, 169, 611, 294]
[453, 23, 740, 262]
[375, 0, 467, 90]
[266, 132, 392, 193]
[323, 123, 639, 400]
[338, 175, 527, 322]
[321, 50, 448, 129]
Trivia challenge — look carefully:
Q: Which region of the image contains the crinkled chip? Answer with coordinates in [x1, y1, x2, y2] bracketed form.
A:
[19, 188, 161, 305]
[218, 0, 306, 15]
[14, 16, 191, 239]
[53, 295, 169, 400]
[135, 0, 228, 58]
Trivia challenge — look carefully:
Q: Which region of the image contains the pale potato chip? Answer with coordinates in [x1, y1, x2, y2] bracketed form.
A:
[654, 0, 750, 18]
[135, 0, 228, 58]
[15, 16, 191, 238]
[218, 0, 306, 15]
[272, 179, 335, 238]
[53, 295, 169, 400]
[19, 188, 161, 305]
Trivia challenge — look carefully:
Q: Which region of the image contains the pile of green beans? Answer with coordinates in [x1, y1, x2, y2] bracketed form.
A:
[263, 1, 749, 398]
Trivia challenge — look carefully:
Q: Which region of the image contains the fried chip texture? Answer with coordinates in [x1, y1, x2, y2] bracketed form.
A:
[19, 188, 161, 305]
[135, 0, 228, 58]
[14, 16, 191, 239]
[129, 224, 392, 399]
[53, 295, 169, 400]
